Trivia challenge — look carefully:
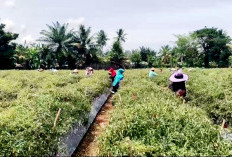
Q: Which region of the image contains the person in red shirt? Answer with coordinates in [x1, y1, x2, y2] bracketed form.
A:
[108, 68, 116, 82]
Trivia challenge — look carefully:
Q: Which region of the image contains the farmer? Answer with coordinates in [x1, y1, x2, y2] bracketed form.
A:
[111, 68, 125, 93]
[38, 68, 44, 72]
[169, 69, 188, 97]
[149, 67, 158, 78]
[72, 69, 79, 74]
[169, 68, 177, 74]
[86, 67, 94, 76]
[51, 68, 58, 73]
[109, 68, 116, 82]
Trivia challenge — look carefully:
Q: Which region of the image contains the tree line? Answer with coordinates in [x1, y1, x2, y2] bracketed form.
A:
[0, 21, 232, 69]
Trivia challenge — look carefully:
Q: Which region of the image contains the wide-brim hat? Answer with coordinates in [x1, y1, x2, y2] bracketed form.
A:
[73, 69, 78, 73]
[151, 67, 155, 71]
[73, 43, 81, 48]
[169, 70, 188, 82]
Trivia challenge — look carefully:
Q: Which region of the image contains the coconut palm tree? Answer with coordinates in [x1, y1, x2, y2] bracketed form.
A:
[160, 45, 172, 66]
[38, 45, 55, 68]
[73, 25, 94, 49]
[39, 22, 74, 67]
[115, 29, 127, 43]
[96, 30, 108, 51]
[73, 25, 96, 66]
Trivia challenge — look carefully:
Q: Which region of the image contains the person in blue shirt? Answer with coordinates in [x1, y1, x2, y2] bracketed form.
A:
[111, 68, 125, 93]
[149, 67, 158, 78]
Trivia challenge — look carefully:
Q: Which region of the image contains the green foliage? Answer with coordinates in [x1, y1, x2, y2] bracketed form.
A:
[159, 45, 172, 67]
[2, 23, 232, 69]
[174, 35, 204, 67]
[14, 44, 41, 69]
[229, 56, 232, 67]
[40, 22, 74, 67]
[40, 22, 73, 66]
[73, 25, 97, 66]
[39, 45, 55, 68]
[96, 30, 108, 54]
[139, 68, 232, 126]
[108, 29, 128, 65]
[0, 24, 18, 69]
[39, 23, 105, 68]
[130, 50, 142, 68]
[193, 27, 232, 67]
[99, 69, 232, 156]
[115, 29, 127, 43]
[184, 69, 232, 125]
[0, 70, 110, 155]
[139, 47, 156, 67]
[109, 41, 125, 65]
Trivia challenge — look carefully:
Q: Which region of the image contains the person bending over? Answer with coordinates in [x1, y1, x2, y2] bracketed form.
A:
[111, 68, 124, 93]
[169, 69, 188, 98]
[109, 68, 116, 82]
[86, 67, 94, 76]
[149, 67, 158, 78]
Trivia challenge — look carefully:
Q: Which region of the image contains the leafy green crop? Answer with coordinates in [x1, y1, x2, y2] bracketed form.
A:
[0, 70, 110, 156]
[1, 69, 232, 156]
[149, 68, 232, 125]
[99, 69, 232, 156]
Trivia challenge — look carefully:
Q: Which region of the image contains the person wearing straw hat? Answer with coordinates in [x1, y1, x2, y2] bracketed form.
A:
[169, 69, 188, 97]
[149, 67, 158, 78]
[85, 67, 94, 76]
[89, 67, 94, 74]
[72, 69, 79, 74]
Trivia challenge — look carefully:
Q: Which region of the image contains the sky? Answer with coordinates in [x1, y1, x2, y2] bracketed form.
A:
[0, 0, 232, 51]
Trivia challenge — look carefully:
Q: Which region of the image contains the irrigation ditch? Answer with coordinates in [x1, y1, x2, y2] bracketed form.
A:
[56, 89, 111, 156]
[75, 94, 115, 156]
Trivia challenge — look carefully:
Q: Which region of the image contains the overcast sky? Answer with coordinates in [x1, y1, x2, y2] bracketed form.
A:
[0, 0, 232, 50]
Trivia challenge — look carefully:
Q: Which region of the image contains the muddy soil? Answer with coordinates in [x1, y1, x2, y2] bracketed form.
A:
[75, 95, 114, 156]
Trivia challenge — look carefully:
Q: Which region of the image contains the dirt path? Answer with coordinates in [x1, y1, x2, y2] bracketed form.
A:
[75, 95, 114, 156]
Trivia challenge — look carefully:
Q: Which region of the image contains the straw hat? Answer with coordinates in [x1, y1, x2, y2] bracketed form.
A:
[151, 67, 155, 71]
[226, 44, 232, 49]
[72, 69, 79, 73]
[73, 43, 81, 48]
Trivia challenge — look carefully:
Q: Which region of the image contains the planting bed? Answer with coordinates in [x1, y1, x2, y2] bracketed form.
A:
[152, 68, 232, 125]
[99, 69, 232, 156]
[0, 70, 109, 156]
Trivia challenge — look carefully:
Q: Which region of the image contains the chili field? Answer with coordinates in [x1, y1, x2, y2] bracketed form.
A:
[99, 68, 232, 156]
[0, 70, 109, 156]
[1, 69, 232, 156]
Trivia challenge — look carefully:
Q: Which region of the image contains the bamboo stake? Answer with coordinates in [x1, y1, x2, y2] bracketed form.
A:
[119, 94, 122, 103]
[220, 119, 226, 135]
[182, 98, 185, 104]
[53, 108, 61, 130]
[129, 139, 133, 157]
[128, 139, 133, 157]
[224, 92, 228, 103]
[126, 137, 133, 156]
